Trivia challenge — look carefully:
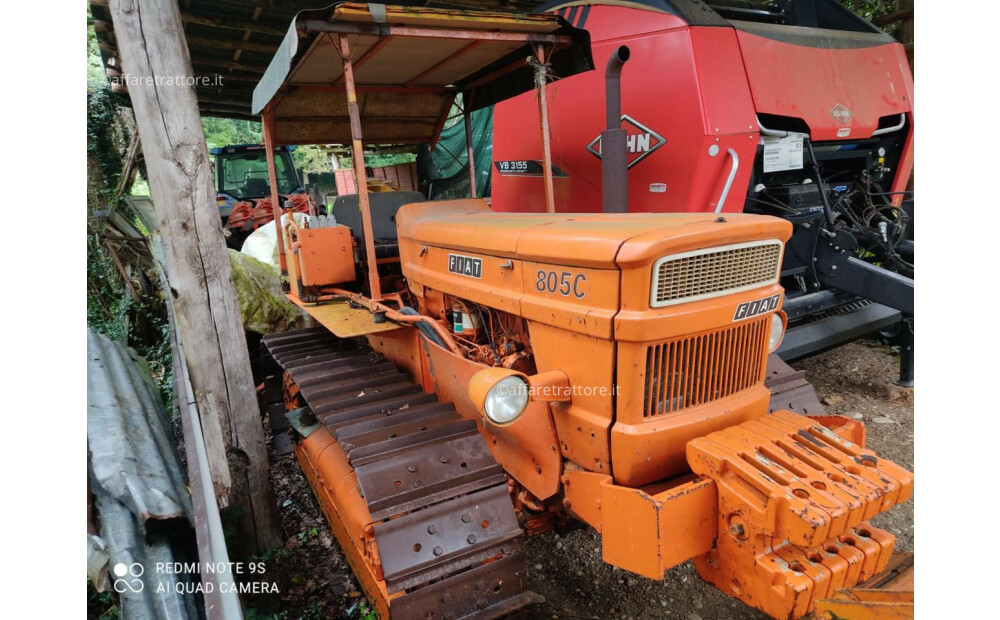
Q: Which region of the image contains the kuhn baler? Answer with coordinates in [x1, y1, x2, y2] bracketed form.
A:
[493, 0, 915, 376]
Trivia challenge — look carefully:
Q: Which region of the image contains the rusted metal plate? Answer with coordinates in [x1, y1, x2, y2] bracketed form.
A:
[289, 297, 405, 338]
[374, 484, 523, 593]
[347, 421, 480, 468]
[765, 353, 826, 416]
[320, 392, 439, 428]
[334, 402, 458, 441]
[355, 432, 506, 521]
[389, 553, 531, 620]
[311, 383, 425, 417]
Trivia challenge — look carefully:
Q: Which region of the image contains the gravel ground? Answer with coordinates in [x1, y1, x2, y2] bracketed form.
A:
[252, 339, 913, 619]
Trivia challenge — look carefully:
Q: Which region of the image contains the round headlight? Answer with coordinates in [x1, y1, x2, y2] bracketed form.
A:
[768, 312, 786, 352]
[484, 376, 529, 425]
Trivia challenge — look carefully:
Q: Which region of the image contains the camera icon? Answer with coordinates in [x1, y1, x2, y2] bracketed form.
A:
[113, 562, 145, 593]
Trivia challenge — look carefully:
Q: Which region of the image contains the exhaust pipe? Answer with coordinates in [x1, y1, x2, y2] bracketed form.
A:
[602, 46, 631, 214]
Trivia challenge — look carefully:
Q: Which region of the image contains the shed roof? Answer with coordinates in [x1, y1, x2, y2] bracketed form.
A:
[90, 1, 553, 121]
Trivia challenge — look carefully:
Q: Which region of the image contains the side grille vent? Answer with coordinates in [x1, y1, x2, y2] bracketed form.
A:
[642, 317, 769, 417]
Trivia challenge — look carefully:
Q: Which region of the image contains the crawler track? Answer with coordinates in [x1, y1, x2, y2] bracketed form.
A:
[262, 327, 532, 619]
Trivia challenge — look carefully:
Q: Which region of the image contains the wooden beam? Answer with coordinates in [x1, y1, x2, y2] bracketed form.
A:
[193, 72, 259, 84]
[180, 11, 286, 37]
[233, 6, 265, 64]
[114, 131, 142, 199]
[108, 0, 282, 558]
[189, 57, 269, 73]
[186, 35, 278, 54]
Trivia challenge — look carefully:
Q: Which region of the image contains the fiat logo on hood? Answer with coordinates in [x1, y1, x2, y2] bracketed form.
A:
[830, 103, 852, 124]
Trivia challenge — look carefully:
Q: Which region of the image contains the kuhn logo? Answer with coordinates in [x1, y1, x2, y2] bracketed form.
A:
[733, 294, 781, 322]
[830, 103, 852, 124]
[586, 115, 666, 169]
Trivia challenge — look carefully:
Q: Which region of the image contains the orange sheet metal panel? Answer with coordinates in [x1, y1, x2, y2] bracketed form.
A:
[401, 243, 524, 315]
[290, 297, 405, 338]
[529, 322, 615, 474]
[518, 261, 619, 339]
[612, 311, 774, 485]
[294, 225, 357, 286]
[420, 338, 562, 500]
[562, 469, 717, 579]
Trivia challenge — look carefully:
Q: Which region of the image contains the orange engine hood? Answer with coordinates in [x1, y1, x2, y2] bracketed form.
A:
[395, 199, 791, 269]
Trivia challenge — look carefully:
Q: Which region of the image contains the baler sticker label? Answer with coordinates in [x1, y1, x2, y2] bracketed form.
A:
[733, 294, 781, 322]
[448, 253, 483, 279]
[762, 133, 804, 173]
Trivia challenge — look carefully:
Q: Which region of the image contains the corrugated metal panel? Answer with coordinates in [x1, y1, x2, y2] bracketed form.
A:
[87, 328, 199, 620]
[87, 329, 192, 524]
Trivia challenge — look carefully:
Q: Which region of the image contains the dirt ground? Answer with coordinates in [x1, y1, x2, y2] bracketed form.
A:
[252, 339, 913, 619]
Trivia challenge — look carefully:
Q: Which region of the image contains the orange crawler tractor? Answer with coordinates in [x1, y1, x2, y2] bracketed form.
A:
[252, 4, 914, 619]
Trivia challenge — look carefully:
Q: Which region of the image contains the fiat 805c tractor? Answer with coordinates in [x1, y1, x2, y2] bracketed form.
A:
[250, 4, 913, 619]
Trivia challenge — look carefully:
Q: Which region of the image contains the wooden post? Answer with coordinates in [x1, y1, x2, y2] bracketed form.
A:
[533, 45, 556, 213]
[108, 0, 282, 556]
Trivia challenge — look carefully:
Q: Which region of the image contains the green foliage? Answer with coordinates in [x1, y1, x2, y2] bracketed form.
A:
[202, 117, 262, 149]
[87, 580, 121, 619]
[86, 231, 130, 342]
[88, 86, 127, 204]
[291, 146, 333, 177]
[87, 15, 108, 91]
[339, 151, 417, 170]
[839, 0, 906, 37]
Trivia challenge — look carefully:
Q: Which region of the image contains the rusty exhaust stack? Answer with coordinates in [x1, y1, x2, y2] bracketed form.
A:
[602, 46, 631, 214]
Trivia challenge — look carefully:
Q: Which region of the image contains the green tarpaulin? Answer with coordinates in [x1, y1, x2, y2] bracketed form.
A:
[417, 105, 493, 200]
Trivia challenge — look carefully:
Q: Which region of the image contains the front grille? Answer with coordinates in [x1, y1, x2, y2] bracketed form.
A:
[651, 241, 782, 307]
[642, 317, 769, 417]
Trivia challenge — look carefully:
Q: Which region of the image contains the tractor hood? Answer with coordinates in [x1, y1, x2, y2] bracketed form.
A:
[396, 199, 790, 270]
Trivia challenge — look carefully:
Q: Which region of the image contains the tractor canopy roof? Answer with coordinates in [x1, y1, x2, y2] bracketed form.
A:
[251, 2, 592, 146]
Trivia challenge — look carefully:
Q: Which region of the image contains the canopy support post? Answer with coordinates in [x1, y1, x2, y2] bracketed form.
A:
[533, 45, 556, 213]
[338, 33, 382, 301]
[262, 108, 287, 275]
[463, 94, 478, 198]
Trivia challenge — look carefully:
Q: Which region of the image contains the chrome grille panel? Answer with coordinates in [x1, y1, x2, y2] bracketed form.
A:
[651, 240, 782, 307]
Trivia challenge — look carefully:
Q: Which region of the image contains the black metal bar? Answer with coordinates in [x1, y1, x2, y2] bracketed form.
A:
[602, 46, 630, 214]
[895, 315, 914, 387]
[777, 303, 900, 361]
[816, 256, 914, 315]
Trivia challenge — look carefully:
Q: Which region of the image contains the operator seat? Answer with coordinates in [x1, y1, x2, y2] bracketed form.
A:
[242, 177, 270, 198]
[331, 191, 425, 259]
